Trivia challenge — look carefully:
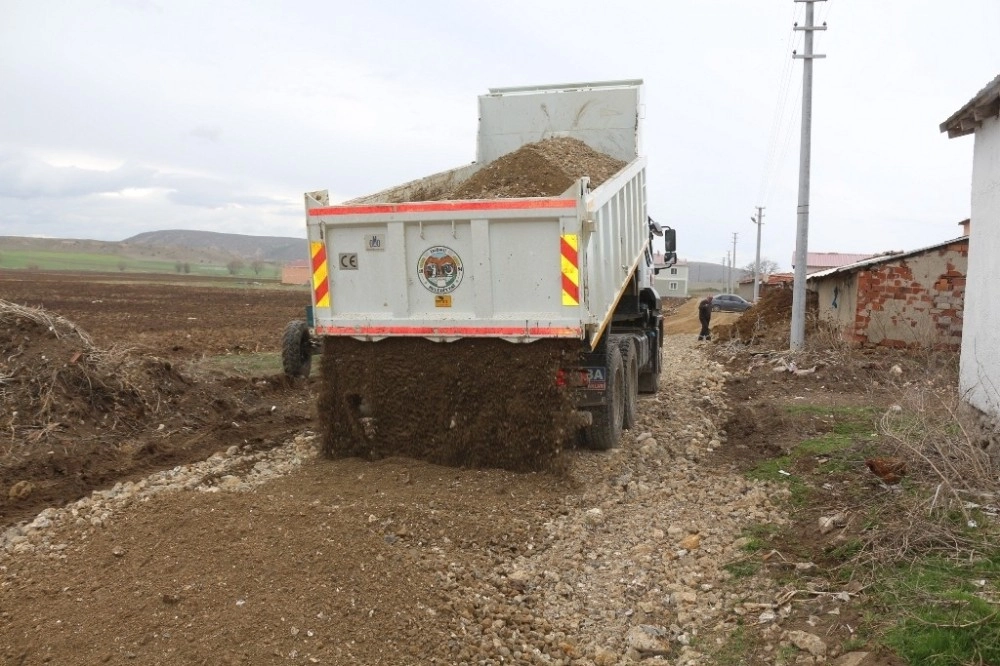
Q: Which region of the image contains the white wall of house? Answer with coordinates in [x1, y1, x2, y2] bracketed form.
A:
[654, 263, 688, 297]
[960, 115, 1000, 414]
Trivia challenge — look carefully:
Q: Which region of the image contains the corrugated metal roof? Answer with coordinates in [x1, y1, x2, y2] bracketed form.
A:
[941, 73, 1000, 138]
[793, 252, 876, 268]
[807, 236, 968, 280]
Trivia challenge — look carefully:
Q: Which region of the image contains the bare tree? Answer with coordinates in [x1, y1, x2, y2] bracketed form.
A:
[226, 259, 245, 275]
[742, 257, 780, 278]
[250, 259, 266, 276]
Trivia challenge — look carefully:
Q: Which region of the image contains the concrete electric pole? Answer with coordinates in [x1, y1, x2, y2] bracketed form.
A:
[724, 252, 730, 293]
[751, 207, 764, 302]
[731, 233, 738, 294]
[790, 0, 826, 350]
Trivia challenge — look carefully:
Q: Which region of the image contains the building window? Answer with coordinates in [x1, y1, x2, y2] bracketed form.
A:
[670, 268, 678, 275]
[669, 282, 678, 290]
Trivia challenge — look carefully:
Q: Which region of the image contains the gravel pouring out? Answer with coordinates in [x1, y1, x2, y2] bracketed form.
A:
[317, 337, 581, 471]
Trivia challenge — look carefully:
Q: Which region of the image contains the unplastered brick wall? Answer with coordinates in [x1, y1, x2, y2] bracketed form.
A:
[850, 241, 968, 349]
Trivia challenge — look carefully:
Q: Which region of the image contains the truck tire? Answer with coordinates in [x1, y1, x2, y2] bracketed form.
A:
[281, 320, 313, 378]
[618, 338, 639, 430]
[581, 345, 624, 451]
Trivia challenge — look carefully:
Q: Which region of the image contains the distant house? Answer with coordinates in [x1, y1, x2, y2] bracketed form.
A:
[281, 260, 310, 286]
[807, 236, 968, 349]
[737, 273, 793, 301]
[793, 252, 876, 275]
[941, 73, 1000, 416]
[653, 257, 688, 297]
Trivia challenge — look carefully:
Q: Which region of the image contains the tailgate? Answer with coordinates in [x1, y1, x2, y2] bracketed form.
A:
[305, 191, 590, 342]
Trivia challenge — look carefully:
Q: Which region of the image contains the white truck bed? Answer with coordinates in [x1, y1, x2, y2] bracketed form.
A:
[303, 81, 650, 349]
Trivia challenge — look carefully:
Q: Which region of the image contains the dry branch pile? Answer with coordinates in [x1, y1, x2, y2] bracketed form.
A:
[0, 300, 183, 451]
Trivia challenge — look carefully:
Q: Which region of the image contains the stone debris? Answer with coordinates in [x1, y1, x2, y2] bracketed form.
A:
[0, 336, 795, 664]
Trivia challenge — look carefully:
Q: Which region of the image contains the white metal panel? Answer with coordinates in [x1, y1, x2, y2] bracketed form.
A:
[477, 81, 641, 164]
[582, 159, 649, 341]
[488, 218, 564, 319]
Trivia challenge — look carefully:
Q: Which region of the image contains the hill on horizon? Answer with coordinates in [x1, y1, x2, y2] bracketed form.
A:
[125, 230, 308, 263]
[0, 230, 309, 276]
[685, 261, 748, 285]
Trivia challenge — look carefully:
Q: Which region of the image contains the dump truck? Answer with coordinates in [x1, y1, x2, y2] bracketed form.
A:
[283, 79, 676, 468]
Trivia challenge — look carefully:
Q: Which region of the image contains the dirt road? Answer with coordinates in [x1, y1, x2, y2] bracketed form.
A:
[2, 275, 791, 665]
[663, 297, 741, 337]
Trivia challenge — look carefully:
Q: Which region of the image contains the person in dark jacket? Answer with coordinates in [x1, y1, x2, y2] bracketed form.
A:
[697, 295, 714, 341]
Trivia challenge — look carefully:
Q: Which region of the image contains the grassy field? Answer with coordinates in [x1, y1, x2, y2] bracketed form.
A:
[0, 248, 281, 279]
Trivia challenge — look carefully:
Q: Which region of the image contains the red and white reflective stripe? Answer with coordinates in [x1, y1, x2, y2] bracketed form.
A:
[314, 324, 582, 338]
[310, 241, 330, 308]
[308, 198, 576, 217]
[560, 234, 579, 306]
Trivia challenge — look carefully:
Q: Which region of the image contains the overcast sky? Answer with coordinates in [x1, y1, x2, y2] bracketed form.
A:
[2, 0, 998, 268]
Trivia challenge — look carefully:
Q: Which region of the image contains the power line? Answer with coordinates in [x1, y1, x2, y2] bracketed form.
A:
[756, 2, 805, 205]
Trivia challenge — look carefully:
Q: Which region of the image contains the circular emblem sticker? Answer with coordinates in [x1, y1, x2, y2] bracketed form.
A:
[417, 246, 464, 294]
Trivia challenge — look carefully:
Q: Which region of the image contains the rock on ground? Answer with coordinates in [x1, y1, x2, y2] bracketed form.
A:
[0, 335, 789, 665]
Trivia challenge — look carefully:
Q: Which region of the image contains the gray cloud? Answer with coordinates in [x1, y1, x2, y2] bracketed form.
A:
[0, 150, 155, 199]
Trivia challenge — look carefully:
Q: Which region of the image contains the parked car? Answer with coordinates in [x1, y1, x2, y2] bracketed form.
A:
[712, 293, 752, 313]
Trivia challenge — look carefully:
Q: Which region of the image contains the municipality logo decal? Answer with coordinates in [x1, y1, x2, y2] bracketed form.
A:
[417, 246, 464, 294]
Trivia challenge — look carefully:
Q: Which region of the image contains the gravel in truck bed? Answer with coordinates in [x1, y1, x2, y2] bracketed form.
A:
[447, 137, 627, 199]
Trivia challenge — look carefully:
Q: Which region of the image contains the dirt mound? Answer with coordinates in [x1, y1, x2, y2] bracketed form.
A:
[318, 337, 580, 471]
[0, 296, 313, 527]
[712, 288, 818, 346]
[448, 137, 626, 199]
[0, 301, 183, 441]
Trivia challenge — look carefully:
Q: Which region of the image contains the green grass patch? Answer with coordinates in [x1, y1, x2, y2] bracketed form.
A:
[878, 556, 1000, 665]
[710, 626, 758, 666]
[723, 560, 760, 578]
[0, 248, 281, 279]
[196, 352, 318, 377]
[196, 352, 284, 376]
[747, 405, 879, 503]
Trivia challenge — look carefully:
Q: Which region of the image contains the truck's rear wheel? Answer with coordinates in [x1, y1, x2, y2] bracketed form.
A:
[618, 338, 639, 430]
[281, 320, 312, 378]
[581, 345, 624, 450]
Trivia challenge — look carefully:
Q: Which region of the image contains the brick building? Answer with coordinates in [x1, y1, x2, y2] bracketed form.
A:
[807, 237, 968, 349]
[281, 261, 310, 286]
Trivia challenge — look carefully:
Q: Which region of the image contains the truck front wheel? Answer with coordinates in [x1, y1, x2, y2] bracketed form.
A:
[281, 320, 313, 378]
[581, 345, 624, 450]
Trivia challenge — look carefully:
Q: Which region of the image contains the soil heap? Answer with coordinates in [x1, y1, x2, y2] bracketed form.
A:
[0, 297, 311, 527]
[447, 137, 626, 199]
[712, 288, 818, 346]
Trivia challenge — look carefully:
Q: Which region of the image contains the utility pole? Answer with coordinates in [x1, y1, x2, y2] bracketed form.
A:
[751, 207, 764, 302]
[790, 0, 826, 350]
[724, 252, 730, 293]
[731, 232, 738, 294]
